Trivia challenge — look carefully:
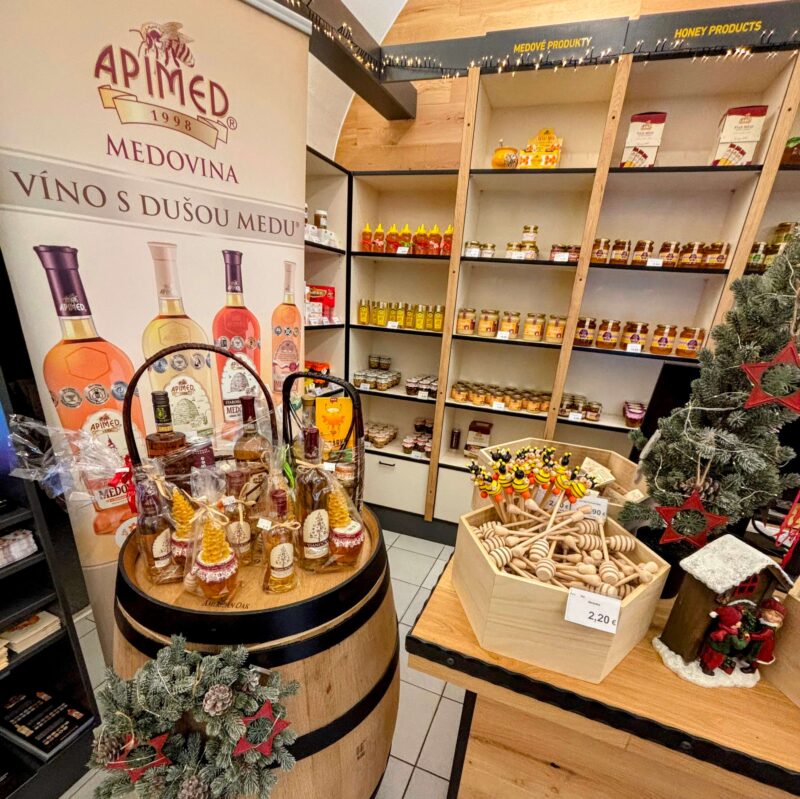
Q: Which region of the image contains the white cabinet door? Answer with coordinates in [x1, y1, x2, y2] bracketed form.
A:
[364, 453, 429, 515]
[433, 467, 474, 523]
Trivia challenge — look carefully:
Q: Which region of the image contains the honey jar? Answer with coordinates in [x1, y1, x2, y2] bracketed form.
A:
[433, 305, 445, 332]
[451, 383, 468, 402]
[413, 304, 426, 330]
[659, 241, 681, 269]
[774, 222, 794, 243]
[609, 239, 631, 265]
[574, 316, 597, 346]
[567, 245, 581, 263]
[404, 303, 417, 329]
[747, 241, 768, 273]
[373, 301, 388, 327]
[424, 304, 435, 331]
[764, 243, 785, 269]
[522, 224, 539, 243]
[523, 312, 545, 341]
[585, 401, 602, 422]
[631, 240, 655, 266]
[591, 238, 611, 264]
[550, 244, 568, 262]
[703, 242, 729, 270]
[650, 323, 678, 355]
[596, 319, 621, 349]
[456, 307, 477, 335]
[463, 241, 481, 259]
[676, 326, 706, 358]
[499, 310, 521, 339]
[469, 387, 487, 406]
[357, 298, 370, 325]
[477, 309, 500, 338]
[395, 302, 408, 328]
[492, 139, 519, 169]
[621, 321, 649, 351]
[679, 241, 704, 268]
[506, 242, 524, 260]
[481, 243, 496, 258]
[545, 314, 566, 344]
[522, 242, 540, 260]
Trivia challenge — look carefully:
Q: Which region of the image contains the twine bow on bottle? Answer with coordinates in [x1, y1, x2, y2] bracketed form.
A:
[190, 495, 230, 529]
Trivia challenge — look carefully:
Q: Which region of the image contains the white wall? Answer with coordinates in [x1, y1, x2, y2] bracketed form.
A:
[306, 0, 407, 159]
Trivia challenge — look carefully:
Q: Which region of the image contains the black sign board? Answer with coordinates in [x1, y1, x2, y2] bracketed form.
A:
[382, 17, 628, 82]
[625, 1, 800, 54]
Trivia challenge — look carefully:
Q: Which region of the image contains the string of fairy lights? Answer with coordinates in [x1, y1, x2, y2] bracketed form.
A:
[280, 0, 798, 81]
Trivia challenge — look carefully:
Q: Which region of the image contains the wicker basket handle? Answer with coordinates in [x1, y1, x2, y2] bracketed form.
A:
[281, 373, 365, 509]
[122, 342, 278, 466]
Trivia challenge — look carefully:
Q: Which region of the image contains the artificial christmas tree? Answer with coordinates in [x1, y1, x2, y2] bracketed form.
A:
[620, 234, 800, 577]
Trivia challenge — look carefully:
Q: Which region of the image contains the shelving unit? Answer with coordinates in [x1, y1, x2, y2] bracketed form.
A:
[0, 361, 98, 797]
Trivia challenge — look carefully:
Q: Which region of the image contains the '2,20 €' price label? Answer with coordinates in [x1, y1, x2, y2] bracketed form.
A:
[564, 587, 620, 634]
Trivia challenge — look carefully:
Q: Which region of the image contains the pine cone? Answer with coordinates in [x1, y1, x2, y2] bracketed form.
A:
[145, 774, 167, 799]
[91, 729, 125, 765]
[240, 669, 261, 694]
[679, 476, 720, 503]
[178, 775, 209, 799]
[202, 683, 234, 716]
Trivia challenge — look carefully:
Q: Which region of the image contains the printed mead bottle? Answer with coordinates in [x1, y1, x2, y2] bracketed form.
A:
[271, 260, 302, 399]
[212, 250, 261, 431]
[142, 242, 214, 439]
[36, 245, 145, 539]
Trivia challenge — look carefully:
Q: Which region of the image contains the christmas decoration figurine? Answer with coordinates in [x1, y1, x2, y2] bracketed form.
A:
[653, 535, 793, 687]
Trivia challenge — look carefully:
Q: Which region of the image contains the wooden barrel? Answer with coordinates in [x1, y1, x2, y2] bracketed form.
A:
[114, 506, 398, 799]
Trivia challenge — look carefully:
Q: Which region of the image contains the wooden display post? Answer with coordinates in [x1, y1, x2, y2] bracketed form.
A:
[407, 563, 800, 798]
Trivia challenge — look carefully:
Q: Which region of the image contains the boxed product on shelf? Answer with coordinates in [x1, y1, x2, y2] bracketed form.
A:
[0, 611, 61, 653]
[452, 504, 668, 683]
[710, 105, 768, 166]
[308, 284, 336, 319]
[620, 111, 667, 168]
[0, 529, 37, 568]
[464, 420, 493, 457]
[305, 360, 331, 389]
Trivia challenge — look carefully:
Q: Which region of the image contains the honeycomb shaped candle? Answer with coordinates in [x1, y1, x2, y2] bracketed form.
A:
[201, 517, 233, 564]
[171, 487, 195, 565]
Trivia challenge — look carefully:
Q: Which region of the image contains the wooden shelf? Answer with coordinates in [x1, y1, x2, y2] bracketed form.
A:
[444, 398, 548, 422]
[366, 440, 431, 465]
[470, 169, 597, 193]
[452, 334, 562, 351]
[438, 449, 474, 473]
[304, 323, 345, 331]
[0, 587, 57, 632]
[0, 507, 33, 532]
[589, 263, 728, 276]
[351, 324, 442, 338]
[0, 629, 67, 681]
[304, 240, 346, 256]
[0, 552, 45, 582]
[555, 412, 631, 433]
[351, 251, 449, 262]
[573, 345, 696, 364]
[461, 256, 577, 269]
[356, 386, 437, 405]
[608, 165, 762, 174]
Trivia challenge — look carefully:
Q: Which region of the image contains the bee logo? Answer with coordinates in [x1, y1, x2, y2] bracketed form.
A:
[130, 21, 195, 68]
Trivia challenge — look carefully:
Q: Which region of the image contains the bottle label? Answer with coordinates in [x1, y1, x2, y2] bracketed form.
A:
[153, 530, 171, 569]
[164, 375, 213, 436]
[273, 338, 300, 393]
[219, 353, 259, 423]
[226, 520, 252, 548]
[81, 409, 131, 510]
[270, 542, 295, 578]
[332, 520, 364, 549]
[303, 509, 330, 559]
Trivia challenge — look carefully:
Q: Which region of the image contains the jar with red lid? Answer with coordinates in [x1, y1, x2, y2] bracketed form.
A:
[596, 319, 621, 349]
[609, 239, 631, 265]
[703, 242, 729, 270]
[567, 245, 581, 263]
[550, 244, 568, 262]
[679, 241, 705, 269]
[621, 321, 649, 352]
[649, 323, 678, 355]
[573, 317, 596, 346]
[676, 326, 706, 357]
[631, 240, 655, 266]
[659, 241, 680, 269]
[591, 238, 611, 264]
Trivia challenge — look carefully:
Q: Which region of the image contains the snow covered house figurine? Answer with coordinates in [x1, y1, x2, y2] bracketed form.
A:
[654, 535, 793, 687]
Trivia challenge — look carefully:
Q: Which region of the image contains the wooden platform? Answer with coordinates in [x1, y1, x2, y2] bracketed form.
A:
[408, 563, 800, 797]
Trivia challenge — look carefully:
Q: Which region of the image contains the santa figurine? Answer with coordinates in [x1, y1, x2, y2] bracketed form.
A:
[698, 604, 750, 676]
[739, 598, 787, 674]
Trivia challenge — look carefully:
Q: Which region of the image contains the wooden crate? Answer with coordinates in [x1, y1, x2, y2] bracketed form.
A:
[473, 436, 647, 521]
[765, 581, 800, 708]
[453, 505, 669, 683]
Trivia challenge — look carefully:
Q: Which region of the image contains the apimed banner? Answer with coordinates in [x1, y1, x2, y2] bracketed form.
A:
[0, 1, 310, 576]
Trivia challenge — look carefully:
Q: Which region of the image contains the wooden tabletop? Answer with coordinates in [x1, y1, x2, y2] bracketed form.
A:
[408, 562, 800, 789]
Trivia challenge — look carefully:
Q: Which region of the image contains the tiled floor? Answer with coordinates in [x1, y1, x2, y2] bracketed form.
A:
[61, 531, 462, 799]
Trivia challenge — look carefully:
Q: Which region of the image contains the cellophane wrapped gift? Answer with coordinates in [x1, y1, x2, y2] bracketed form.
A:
[134, 467, 183, 585]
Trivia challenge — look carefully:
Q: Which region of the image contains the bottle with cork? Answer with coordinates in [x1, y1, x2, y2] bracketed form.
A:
[234, 395, 269, 476]
[146, 391, 188, 484]
[262, 487, 299, 593]
[224, 469, 253, 566]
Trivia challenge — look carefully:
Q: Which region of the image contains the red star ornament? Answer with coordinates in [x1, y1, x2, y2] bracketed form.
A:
[106, 732, 171, 782]
[741, 341, 800, 413]
[655, 490, 728, 549]
[233, 701, 290, 758]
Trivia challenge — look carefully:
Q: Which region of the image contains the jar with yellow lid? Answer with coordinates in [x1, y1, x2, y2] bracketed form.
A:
[522, 224, 539, 243]
[506, 242, 523, 260]
[631, 240, 655, 266]
[659, 241, 681, 269]
[456, 307, 477, 335]
[774, 222, 793, 243]
[703, 242, 729, 270]
[523, 312, 545, 342]
[388, 303, 400, 325]
[545, 314, 566, 344]
[596, 319, 621, 349]
[413, 304, 426, 331]
[492, 139, 518, 170]
[433, 305, 445, 332]
[463, 241, 481, 259]
[676, 326, 706, 358]
[480, 243, 496, 258]
[621, 321, 649, 352]
[764, 243, 785, 269]
[746, 241, 768, 273]
[678, 241, 704, 269]
[477, 309, 500, 338]
[649, 323, 677, 355]
[499, 310, 521, 339]
[395, 302, 408, 328]
[357, 298, 370, 325]
[591, 238, 611, 264]
[522, 242, 540, 260]
[609, 239, 631, 266]
[574, 317, 596, 346]
[372, 301, 388, 327]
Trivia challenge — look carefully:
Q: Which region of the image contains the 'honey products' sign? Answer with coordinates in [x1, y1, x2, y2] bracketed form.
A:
[625, 1, 800, 53]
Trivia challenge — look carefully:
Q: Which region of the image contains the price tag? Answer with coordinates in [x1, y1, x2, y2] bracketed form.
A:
[411, 450, 424, 460]
[496, 331, 510, 340]
[418, 390, 430, 400]
[359, 382, 370, 391]
[396, 246, 410, 255]
[553, 252, 570, 263]
[575, 495, 609, 523]
[307, 319, 321, 326]
[331, 316, 342, 324]
[257, 518, 272, 531]
[221, 495, 236, 508]
[626, 343, 642, 353]
[565, 587, 620, 634]
[511, 252, 526, 261]
[646, 257, 663, 267]
[322, 461, 336, 472]
[387, 321, 399, 329]
[567, 411, 584, 422]
[492, 401, 505, 410]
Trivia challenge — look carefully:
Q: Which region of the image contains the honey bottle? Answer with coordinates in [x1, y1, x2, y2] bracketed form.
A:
[442, 224, 454, 256]
[372, 224, 386, 253]
[412, 225, 429, 255]
[385, 224, 400, 254]
[428, 224, 442, 256]
[360, 223, 372, 252]
[328, 490, 364, 568]
[399, 223, 412, 252]
[262, 488, 299, 593]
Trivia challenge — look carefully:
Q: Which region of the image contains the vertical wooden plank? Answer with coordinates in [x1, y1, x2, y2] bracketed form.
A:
[710, 54, 800, 331]
[424, 67, 481, 520]
[544, 56, 633, 438]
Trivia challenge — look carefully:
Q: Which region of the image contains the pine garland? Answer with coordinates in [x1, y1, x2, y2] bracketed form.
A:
[620, 233, 800, 537]
[90, 636, 299, 799]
